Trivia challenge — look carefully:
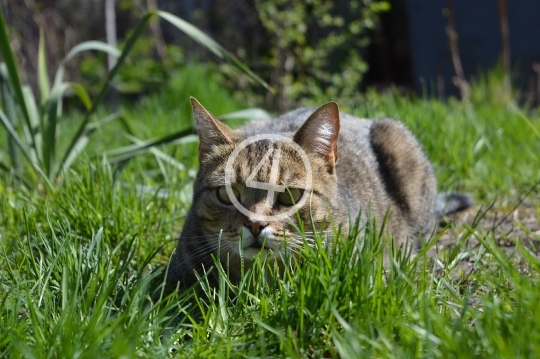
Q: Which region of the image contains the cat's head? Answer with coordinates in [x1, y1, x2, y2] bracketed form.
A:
[189, 97, 340, 263]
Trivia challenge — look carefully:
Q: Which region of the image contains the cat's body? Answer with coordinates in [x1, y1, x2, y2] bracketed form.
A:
[246, 108, 438, 243]
[167, 98, 469, 288]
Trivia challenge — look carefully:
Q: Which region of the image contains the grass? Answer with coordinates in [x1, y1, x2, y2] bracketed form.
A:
[1, 66, 540, 357]
[54, 65, 247, 184]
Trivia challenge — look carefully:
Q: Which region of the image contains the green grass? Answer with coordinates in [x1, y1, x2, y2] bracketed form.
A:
[53, 65, 247, 184]
[1, 67, 540, 357]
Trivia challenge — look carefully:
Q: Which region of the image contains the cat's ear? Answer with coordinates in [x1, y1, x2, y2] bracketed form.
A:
[190, 97, 234, 161]
[293, 101, 340, 170]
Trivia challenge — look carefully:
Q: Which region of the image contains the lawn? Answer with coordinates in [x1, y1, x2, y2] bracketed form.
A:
[1, 65, 540, 358]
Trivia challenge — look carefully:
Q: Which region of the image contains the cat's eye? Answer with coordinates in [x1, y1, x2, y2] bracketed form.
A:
[277, 188, 304, 206]
[216, 186, 239, 205]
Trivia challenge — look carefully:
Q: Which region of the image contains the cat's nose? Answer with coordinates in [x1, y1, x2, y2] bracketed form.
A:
[245, 220, 269, 236]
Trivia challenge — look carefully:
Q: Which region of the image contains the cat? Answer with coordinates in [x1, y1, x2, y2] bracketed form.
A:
[166, 97, 472, 288]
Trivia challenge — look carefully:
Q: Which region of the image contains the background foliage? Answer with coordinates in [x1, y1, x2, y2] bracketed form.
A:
[1, 0, 389, 110]
[247, 0, 389, 110]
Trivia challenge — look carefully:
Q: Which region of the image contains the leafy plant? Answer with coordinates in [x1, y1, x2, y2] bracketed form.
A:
[0, 9, 272, 187]
[78, 38, 184, 95]
[224, 0, 389, 110]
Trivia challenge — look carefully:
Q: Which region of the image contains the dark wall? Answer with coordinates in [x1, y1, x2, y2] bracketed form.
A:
[405, 0, 540, 98]
[364, 0, 414, 92]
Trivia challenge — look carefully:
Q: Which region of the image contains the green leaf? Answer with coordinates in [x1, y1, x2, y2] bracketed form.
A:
[66, 41, 121, 64]
[58, 16, 155, 170]
[0, 11, 37, 152]
[86, 112, 124, 131]
[116, 113, 137, 135]
[38, 29, 50, 103]
[53, 41, 121, 88]
[511, 104, 540, 141]
[68, 83, 92, 111]
[0, 63, 20, 169]
[0, 159, 30, 189]
[22, 86, 42, 163]
[157, 11, 274, 94]
[43, 82, 70, 178]
[218, 108, 273, 121]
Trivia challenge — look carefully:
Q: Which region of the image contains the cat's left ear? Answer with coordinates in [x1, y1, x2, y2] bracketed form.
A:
[293, 101, 340, 170]
[190, 97, 235, 161]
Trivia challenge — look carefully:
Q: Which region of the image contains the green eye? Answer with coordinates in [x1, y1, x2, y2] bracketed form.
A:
[217, 186, 239, 204]
[277, 188, 304, 206]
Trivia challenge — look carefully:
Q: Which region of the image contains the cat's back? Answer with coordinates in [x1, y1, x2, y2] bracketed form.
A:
[244, 108, 372, 137]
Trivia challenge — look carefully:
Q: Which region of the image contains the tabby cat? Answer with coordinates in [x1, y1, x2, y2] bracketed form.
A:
[167, 97, 471, 287]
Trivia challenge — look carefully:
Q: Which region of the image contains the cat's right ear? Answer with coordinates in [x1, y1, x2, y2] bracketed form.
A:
[293, 101, 340, 172]
[190, 97, 234, 161]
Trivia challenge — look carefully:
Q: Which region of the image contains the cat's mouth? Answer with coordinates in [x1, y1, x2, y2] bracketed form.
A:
[244, 237, 276, 251]
[249, 241, 264, 249]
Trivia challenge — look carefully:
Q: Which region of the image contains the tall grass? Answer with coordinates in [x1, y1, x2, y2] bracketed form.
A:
[1, 64, 539, 356]
[1, 163, 539, 357]
[0, 9, 271, 186]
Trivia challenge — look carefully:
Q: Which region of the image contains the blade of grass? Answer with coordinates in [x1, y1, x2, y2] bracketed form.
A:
[104, 127, 194, 164]
[46, 41, 120, 179]
[59, 112, 124, 176]
[0, 159, 32, 188]
[0, 107, 28, 159]
[124, 133, 186, 171]
[56, 15, 154, 176]
[510, 103, 540, 140]
[47, 84, 103, 180]
[87, 112, 124, 131]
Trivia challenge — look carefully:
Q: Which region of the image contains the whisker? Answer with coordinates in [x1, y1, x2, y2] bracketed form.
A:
[179, 234, 227, 240]
[287, 236, 317, 244]
[176, 234, 235, 244]
[170, 226, 337, 274]
[170, 240, 234, 270]
[177, 234, 219, 239]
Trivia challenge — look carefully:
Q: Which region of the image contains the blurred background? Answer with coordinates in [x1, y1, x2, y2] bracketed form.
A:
[3, 0, 540, 111]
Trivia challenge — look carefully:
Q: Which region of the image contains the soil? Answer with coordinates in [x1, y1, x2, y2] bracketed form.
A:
[428, 197, 540, 275]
